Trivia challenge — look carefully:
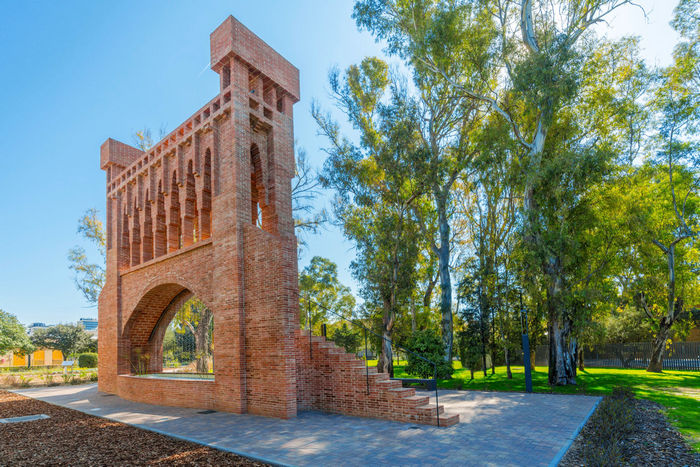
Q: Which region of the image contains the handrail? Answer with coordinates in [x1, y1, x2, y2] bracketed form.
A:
[301, 295, 442, 426]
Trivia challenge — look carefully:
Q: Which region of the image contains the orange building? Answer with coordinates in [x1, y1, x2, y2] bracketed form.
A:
[0, 349, 63, 368]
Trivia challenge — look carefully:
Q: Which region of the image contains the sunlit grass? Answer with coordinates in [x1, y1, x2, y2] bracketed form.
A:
[365, 359, 700, 451]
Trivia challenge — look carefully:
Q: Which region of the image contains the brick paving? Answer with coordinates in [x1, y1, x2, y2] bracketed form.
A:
[14, 384, 599, 466]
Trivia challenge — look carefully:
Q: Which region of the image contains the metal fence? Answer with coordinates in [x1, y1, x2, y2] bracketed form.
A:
[535, 342, 700, 371]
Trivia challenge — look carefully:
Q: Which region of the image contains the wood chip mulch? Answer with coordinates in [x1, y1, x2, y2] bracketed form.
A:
[0, 391, 269, 466]
[561, 397, 700, 466]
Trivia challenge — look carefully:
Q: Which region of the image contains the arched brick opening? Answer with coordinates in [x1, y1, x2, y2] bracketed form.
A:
[121, 283, 213, 377]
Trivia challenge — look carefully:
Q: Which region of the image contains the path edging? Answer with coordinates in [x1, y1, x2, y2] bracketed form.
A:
[549, 396, 602, 467]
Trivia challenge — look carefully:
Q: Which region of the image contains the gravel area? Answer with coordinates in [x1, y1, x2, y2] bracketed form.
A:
[0, 391, 268, 466]
[561, 397, 700, 466]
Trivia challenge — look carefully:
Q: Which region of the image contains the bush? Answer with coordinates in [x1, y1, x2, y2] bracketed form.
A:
[583, 386, 635, 465]
[78, 353, 98, 368]
[404, 329, 454, 379]
[330, 323, 362, 354]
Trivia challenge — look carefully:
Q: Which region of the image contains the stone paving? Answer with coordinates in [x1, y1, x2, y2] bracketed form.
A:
[14, 384, 599, 466]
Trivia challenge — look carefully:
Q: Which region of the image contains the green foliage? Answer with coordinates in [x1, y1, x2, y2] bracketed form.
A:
[314, 57, 426, 373]
[78, 353, 98, 368]
[31, 324, 94, 361]
[457, 324, 482, 378]
[330, 323, 362, 355]
[61, 372, 76, 385]
[18, 374, 33, 388]
[299, 256, 356, 331]
[405, 329, 453, 379]
[0, 309, 34, 355]
[68, 208, 106, 304]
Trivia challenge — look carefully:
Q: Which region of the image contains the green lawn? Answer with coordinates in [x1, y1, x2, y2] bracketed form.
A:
[371, 360, 700, 451]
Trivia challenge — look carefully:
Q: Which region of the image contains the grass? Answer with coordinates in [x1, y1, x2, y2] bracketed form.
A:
[369, 360, 700, 451]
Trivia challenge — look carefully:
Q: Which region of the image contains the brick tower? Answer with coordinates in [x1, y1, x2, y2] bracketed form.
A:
[98, 16, 457, 427]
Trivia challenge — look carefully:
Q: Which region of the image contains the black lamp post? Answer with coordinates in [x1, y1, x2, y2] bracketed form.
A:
[520, 292, 533, 393]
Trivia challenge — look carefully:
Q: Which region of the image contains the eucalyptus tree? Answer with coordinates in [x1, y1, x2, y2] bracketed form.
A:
[354, 0, 644, 384]
[314, 58, 427, 375]
[292, 145, 329, 251]
[353, 2, 499, 362]
[635, 0, 699, 371]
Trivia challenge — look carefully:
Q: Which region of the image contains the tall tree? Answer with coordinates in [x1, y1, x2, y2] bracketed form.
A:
[354, 0, 643, 384]
[314, 57, 425, 375]
[354, 1, 496, 361]
[637, 0, 699, 372]
[31, 324, 93, 361]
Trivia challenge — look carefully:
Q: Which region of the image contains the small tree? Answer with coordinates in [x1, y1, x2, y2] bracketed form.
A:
[299, 256, 356, 332]
[31, 324, 93, 361]
[0, 310, 34, 357]
[457, 323, 482, 380]
[330, 323, 362, 355]
[405, 329, 454, 379]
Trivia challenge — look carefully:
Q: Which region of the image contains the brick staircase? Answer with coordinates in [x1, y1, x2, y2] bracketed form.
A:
[295, 334, 459, 427]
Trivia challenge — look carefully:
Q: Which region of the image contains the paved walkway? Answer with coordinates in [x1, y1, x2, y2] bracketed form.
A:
[14, 384, 599, 466]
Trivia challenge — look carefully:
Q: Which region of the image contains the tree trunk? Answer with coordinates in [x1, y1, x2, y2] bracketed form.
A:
[490, 313, 496, 375]
[647, 318, 671, 373]
[577, 345, 585, 371]
[377, 301, 394, 377]
[548, 317, 576, 385]
[411, 301, 416, 334]
[435, 192, 453, 362]
[194, 309, 213, 373]
[647, 244, 681, 372]
[505, 347, 512, 379]
[377, 330, 394, 377]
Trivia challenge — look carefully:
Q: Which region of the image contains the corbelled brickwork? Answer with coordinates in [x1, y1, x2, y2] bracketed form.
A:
[98, 15, 457, 427]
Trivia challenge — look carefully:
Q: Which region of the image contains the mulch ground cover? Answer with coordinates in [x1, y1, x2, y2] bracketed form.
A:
[562, 397, 700, 466]
[0, 391, 268, 466]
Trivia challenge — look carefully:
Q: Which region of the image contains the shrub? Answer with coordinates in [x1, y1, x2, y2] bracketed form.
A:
[78, 353, 98, 368]
[583, 386, 635, 465]
[404, 329, 454, 379]
[18, 375, 33, 388]
[330, 323, 362, 355]
[61, 372, 76, 385]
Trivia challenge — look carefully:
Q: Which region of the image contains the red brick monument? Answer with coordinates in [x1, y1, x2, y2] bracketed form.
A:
[98, 16, 457, 427]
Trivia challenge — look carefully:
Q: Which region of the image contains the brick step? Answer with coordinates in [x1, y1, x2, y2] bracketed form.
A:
[415, 403, 444, 416]
[374, 379, 402, 389]
[301, 333, 458, 428]
[349, 364, 377, 373]
[402, 395, 430, 407]
[388, 387, 416, 399]
[431, 413, 460, 427]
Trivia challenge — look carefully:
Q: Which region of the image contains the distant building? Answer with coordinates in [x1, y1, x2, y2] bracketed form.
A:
[78, 317, 98, 336]
[27, 322, 51, 336]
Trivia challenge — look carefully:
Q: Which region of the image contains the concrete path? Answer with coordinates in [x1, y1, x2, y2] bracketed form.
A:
[14, 384, 599, 466]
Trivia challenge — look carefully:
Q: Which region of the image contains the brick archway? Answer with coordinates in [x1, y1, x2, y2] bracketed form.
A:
[98, 15, 457, 426]
[121, 284, 203, 376]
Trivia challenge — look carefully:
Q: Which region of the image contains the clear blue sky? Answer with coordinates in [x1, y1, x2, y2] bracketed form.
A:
[0, 1, 678, 326]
